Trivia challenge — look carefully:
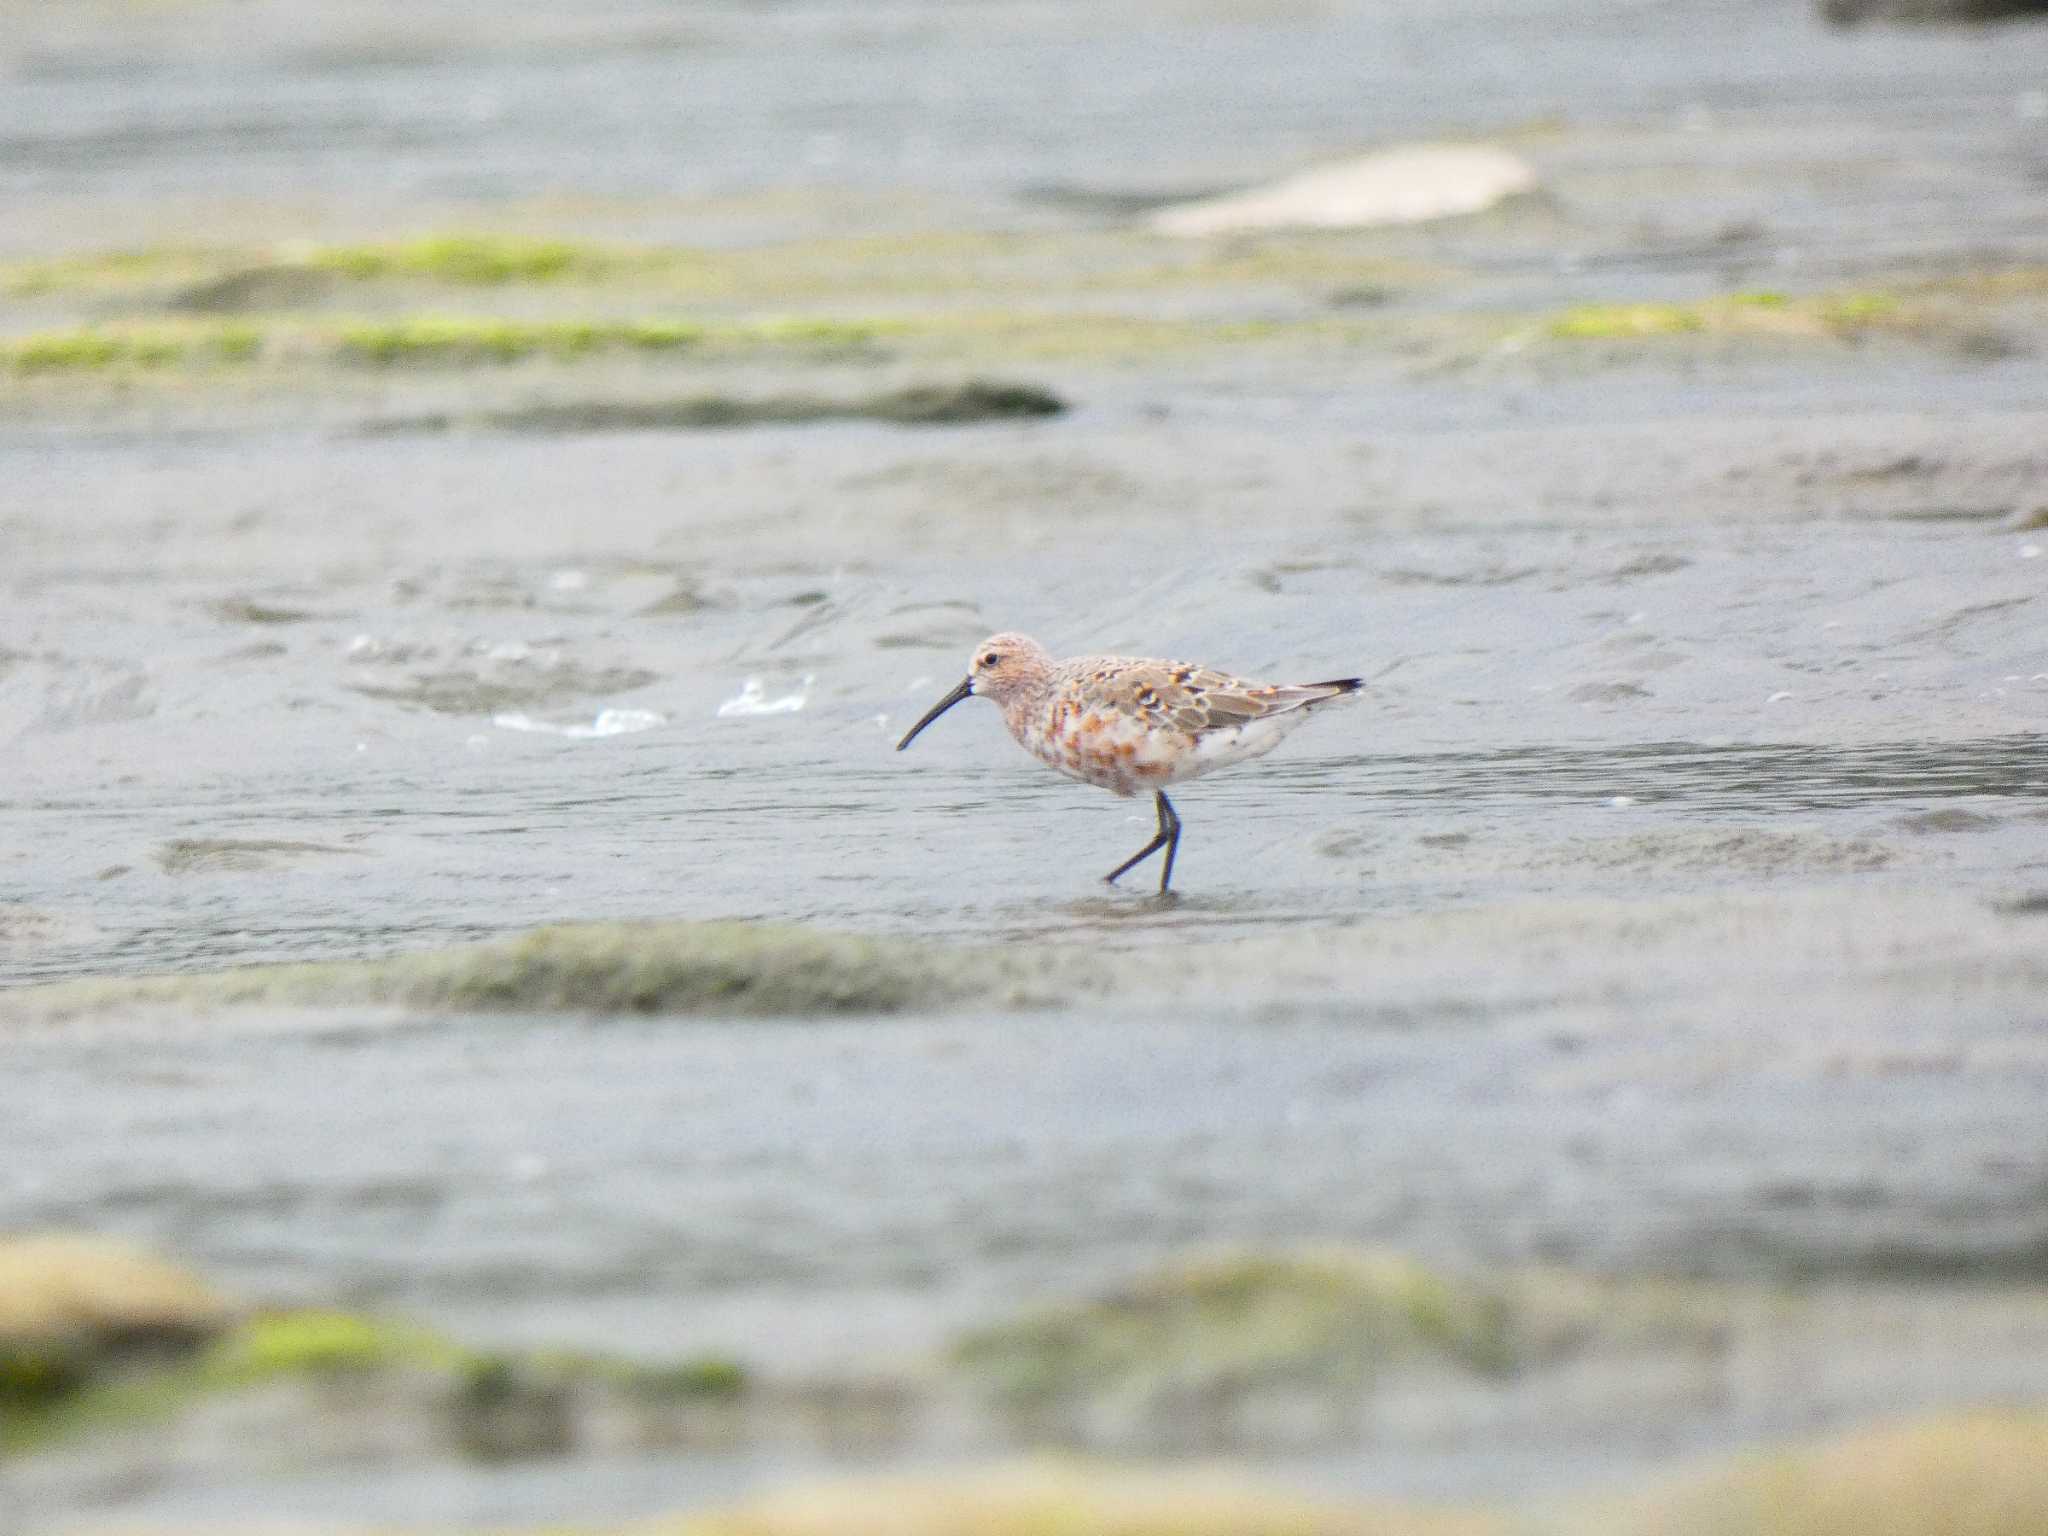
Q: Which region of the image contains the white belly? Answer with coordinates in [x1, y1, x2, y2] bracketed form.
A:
[1169, 712, 1316, 782]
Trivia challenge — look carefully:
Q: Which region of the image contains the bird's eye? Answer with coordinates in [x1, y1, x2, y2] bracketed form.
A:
[980, 652, 1000, 667]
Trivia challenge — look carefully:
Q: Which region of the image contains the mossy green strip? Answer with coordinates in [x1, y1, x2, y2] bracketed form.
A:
[952, 1250, 1728, 1419]
[0, 287, 1940, 383]
[1, 1305, 749, 1458]
[952, 1251, 1509, 1412]
[201, 1310, 467, 1383]
[304, 234, 617, 285]
[0, 919, 1084, 1021]
[3, 322, 262, 373]
[1547, 288, 1909, 341]
[0, 1308, 453, 1455]
[0, 229, 1436, 303]
[0, 315, 882, 374]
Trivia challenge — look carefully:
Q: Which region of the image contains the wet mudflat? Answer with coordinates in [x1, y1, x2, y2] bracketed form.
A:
[5, 967, 2048, 1527]
[4, 0, 2048, 1532]
[5, 476, 2045, 977]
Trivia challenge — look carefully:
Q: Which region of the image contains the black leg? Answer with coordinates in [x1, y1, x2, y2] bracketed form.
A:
[1104, 791, 1182, 893]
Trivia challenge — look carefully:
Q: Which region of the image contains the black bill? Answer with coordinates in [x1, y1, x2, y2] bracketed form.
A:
[896, 676, 975, 750]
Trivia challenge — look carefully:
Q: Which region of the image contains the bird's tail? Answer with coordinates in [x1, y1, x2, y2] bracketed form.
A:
[1258, 676, 1363, 718]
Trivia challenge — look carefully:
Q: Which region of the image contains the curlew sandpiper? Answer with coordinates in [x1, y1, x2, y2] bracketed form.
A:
[896, 633, 1361, 893]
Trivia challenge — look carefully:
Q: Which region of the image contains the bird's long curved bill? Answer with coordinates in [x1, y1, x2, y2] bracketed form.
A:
[896, 676, 974, 750]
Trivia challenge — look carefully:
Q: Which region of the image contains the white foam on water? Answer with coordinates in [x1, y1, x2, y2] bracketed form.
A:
[717, 676, 811, 718]
[493, 708, 666, 739]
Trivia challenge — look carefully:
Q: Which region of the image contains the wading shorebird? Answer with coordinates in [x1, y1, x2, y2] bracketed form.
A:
[896, 633, 1361, 894]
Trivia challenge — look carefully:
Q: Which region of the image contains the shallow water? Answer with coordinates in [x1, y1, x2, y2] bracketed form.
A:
[7, 445, 2048, 1521]
[7, 465, 2046, 980]
[6, 0, 2048, 277]
[8, 996, 2047, 1361]
[7, 980, 2048, 1525]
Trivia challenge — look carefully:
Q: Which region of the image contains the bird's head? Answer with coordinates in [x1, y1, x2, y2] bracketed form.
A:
[896, 632, 1052, 749]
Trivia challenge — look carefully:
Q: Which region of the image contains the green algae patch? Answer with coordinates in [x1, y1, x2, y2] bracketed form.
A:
[0, 315, 883, 376]
[0, 303, 1374, 384]
[1531, 281, 2041, 363]
[4, 1287, 753, 1460]
[615, 1355, 750, 1403]
[0, 319, 266, 373]
[954, 1251, 1517, 1414]
[4, 1306, 454, 1455]
[305, 234, 622, 285]
[200, 1310, 467, 1383]
[0, 920, 1062, 1022]
[331, 314, 879, 366]
[952, 1249, 1730, 1448]
[329, 314, 693, 364]
[1, 321, 263, 373]
[384, 921, 971, 1014]
[1546, 288, 1909, 342]
[0, 1234, 756, 1460]
[0, 227, 1442, 310]
[0, 1235, 234, 1427]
